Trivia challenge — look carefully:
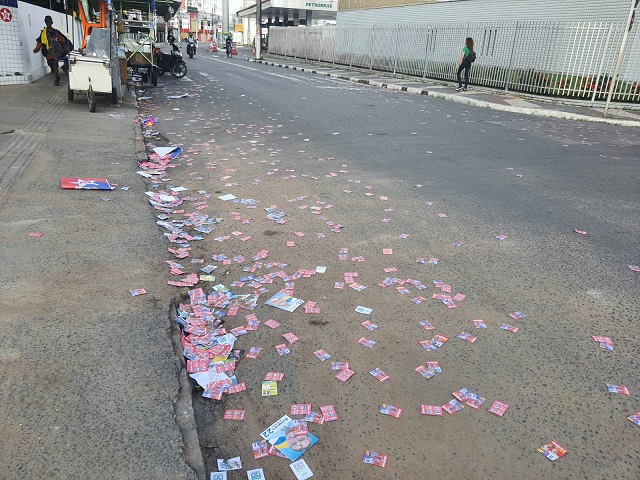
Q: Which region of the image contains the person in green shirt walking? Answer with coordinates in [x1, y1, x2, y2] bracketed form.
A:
[456, 37, 474, 92]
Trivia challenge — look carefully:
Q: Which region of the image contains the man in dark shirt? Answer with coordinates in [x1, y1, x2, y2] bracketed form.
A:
[33, 15, 67, 86]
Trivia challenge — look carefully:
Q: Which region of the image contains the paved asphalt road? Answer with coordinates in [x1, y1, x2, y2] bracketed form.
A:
[140, 52, 639, 479]
[2, 46, 637, 480]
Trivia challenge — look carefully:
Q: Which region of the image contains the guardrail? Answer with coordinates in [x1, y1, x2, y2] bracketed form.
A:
[268, 21, 640, 103]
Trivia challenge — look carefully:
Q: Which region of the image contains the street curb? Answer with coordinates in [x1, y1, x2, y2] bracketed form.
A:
[131, 92, 206, 480]
[249, 59, 640, 127]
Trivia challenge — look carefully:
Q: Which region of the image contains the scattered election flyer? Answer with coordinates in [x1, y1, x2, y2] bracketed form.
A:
[472, 319, 487, 329]
[538, 441, 568, 461]
[290, 404, 312, 416]
[216, 456, 242, 470]
[355, 305, 372, 315]
[275, 344, 291, 356]
[335, 368, 355, 382]
[252, 440, 269, 460]
[210, 472, 227, 480]
[223, 409, 245, 420]
[443, 399, 464, 415]
[246, 468, 266, 480]
[370, 368, 390, 382]
[488, 400, 509, 417]
[152, 146, 183, 158]
[360, 320, 378, 330]
[262, 381, 278, 397]
[419, 320, 435, 331]
[421, 405, 443, 416]
[246, 347, 262, 359]
[627, 411, 640, 427]
[60, 177, 115, 190]
[607, 384, 631, 395]
[260, 415, 319, 462]
[218, 193, 237, 201]
[500, 324, 519, 333]
[458, 331, 478, 343]
[592, 336, 614, 350]
[358, 337, 376, 348]
[313, 349, 331, 361]
[289, 459, 314, 479]
[265, 292, 305, 312]
[379, 404, 402, 418]
[363, 450, 388, 468]
[320, 405, 339, 422]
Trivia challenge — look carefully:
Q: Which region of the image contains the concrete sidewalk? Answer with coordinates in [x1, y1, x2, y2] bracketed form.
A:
[0, 75, 201, 479]
[251, 55, 640, 127]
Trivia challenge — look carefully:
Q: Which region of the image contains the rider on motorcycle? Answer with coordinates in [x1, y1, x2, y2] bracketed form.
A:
[187, 32, 197, 57]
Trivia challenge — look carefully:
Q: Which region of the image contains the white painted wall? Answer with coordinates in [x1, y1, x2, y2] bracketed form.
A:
[0, 2, 82, 85]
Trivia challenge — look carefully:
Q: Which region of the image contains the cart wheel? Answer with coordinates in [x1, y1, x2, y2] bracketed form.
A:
[88, 87, 96, 112]
[151, 66, 158, 86]
[172, 61, 187, 78]
[68, 85, 74, 101]
[111, 87, 118, 105]
[157, 67, 165, 77]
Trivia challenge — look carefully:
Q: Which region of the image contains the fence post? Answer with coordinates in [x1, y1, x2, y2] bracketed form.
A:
[369, 26, 375, 70]
[305, 28, 309, 61]
[504, 21, 520, 92]
[332, 28, 336, 65]
[349, 29, 354, 68]
[604, 0, 636, 116]
[393, 24, 400, 74]
[591, 23, 613, 103]
[422, 27, 431, 79]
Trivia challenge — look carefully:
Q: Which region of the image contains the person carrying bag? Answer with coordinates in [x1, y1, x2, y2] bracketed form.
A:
[33, 15, 68, 85]
[456, 37, 476, 92]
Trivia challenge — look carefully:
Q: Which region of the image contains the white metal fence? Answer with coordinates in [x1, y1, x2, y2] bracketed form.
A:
[267, 22, 640, 103]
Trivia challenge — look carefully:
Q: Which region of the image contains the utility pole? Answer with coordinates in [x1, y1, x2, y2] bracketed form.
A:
[604, 0, 638, 117]
[256, 0, 262, 59]
[213, 3, 218, 43]
[222, 0, 229, 40]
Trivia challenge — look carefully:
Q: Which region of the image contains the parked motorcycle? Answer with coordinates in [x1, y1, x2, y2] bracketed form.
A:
[186, 38, 197, 58]
[153, 41, 187, 78]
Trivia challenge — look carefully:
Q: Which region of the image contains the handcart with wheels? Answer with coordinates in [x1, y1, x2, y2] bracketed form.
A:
[125, 43, 157, 86]
[120, 9, 158, 86]
[68, 28, 117, 112]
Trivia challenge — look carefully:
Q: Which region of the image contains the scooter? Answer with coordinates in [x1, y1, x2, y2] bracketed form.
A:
[186, 39, 197, 58]
[153, 41, 187, 78]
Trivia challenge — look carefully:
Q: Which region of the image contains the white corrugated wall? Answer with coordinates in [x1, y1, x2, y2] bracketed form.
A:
[337, 0, 631, 26]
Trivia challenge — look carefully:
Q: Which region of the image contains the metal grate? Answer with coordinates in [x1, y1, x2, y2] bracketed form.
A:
[268, 21, 640, 103]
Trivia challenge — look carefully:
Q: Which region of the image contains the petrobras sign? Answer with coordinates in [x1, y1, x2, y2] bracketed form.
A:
[270, 0, 337, 11]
